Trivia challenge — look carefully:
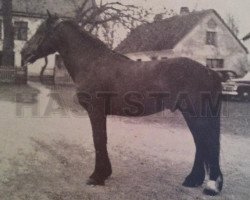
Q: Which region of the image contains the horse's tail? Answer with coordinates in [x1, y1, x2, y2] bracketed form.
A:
[214, 71, 227, 83]
[214, 71, 223, 98]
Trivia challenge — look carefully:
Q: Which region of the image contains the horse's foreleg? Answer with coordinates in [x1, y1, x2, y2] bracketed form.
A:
[87, 112, 112, 185]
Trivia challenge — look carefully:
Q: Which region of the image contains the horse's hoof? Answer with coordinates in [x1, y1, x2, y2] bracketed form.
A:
[203, 177, 223, 196]
[182, 175, 204, 187]
[203, 187, 219, 196]
[86, 178, 105, 186]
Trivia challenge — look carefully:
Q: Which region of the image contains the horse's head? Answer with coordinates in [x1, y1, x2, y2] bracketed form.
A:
[21, 11, 62, 65]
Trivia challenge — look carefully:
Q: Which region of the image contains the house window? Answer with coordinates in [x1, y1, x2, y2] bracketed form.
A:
[137, 59, 142, 62]
[151, 56, 158, 61]
[206, 31, 217, 45]
[161, 57, 168, 60]
[206, 59, 224, 68]
[14, 21, 28, 41]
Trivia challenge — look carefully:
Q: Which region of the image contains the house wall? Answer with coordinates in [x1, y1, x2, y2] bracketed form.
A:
[0, 15, 56, 76]
[126, 49, 175, 61]
[124, 12, 248, 75]
[243, 39, 250, 63]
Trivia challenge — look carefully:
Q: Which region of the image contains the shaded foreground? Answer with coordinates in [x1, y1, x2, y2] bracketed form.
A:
[0, 82, 249, 199]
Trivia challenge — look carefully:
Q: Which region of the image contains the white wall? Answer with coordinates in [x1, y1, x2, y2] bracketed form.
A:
[243, 39, 250, 67]
[126, 49, 175, 61]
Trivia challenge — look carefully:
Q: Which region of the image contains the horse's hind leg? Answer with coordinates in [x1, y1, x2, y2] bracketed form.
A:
[86, 112, 112, 185]
[182, 113, 223, 195]
[202, 116, 223, 196]
[182, 113, 206, 187]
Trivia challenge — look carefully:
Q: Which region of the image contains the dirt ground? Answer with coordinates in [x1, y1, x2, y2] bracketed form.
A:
[0, 82, 250, 200]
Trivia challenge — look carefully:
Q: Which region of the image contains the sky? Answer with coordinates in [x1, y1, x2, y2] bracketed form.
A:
[98, 0, 250, 39]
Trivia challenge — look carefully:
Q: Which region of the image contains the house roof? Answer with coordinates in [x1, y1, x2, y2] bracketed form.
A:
[116, 9, 248, 54]
[0, 0, 95, 18]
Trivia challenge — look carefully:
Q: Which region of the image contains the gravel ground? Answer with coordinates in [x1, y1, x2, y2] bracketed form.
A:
[0, 82, 250, 200]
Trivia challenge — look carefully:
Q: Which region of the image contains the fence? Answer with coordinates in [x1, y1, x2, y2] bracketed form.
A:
[1, 65, 73, 85]
[0, 66, 27, 84]
[42, 68, 55, 84]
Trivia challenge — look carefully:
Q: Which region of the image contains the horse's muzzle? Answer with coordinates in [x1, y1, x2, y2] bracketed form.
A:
[21, 52, 37, 67]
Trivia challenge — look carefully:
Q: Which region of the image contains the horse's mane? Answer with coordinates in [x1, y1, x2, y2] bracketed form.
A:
[63, 20, 106, 48]
[62, 20, 130, 60]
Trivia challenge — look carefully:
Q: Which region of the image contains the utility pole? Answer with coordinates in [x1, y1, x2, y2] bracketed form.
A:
[2, 0, 15, 67]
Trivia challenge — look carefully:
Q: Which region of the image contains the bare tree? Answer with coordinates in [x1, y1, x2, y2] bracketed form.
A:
[73, 1, 149, 31]
[69, 0, 174, 48]
[225, 13, 239, 36]
[2, 0, 15, 66]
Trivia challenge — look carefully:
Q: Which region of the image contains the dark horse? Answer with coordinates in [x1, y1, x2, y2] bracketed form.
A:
[21, 13, 223, 196]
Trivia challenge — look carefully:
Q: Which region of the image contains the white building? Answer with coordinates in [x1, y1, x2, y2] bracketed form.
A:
[116, 8, 249, 75]
[0, 0, 95, 78]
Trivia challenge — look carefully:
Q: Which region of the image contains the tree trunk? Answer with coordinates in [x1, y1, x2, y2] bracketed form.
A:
[40, 57, 48, 83]
[2, 0, 15, 67]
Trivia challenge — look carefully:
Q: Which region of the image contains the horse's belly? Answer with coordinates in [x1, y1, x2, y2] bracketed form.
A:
[108, 94, 175, 117]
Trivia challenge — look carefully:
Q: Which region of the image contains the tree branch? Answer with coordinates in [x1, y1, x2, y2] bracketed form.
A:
[69, 0, 174, 48]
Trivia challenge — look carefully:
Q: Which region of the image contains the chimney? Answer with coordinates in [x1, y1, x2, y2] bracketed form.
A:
[180, 7, 190, 15]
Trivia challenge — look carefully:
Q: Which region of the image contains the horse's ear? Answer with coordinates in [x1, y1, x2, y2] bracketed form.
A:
[47, 10, 52, 18]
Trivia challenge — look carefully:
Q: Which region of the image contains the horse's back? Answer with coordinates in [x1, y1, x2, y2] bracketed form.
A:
[159, 57, 222, 90]
[119, 57, 222, 93]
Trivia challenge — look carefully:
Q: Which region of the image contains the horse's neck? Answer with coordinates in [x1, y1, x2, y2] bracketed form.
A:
[56, 24, 107, 81]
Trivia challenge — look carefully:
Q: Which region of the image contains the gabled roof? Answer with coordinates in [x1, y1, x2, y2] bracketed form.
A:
[116, 9, 248, 54]
[0, 0, 95, 18]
